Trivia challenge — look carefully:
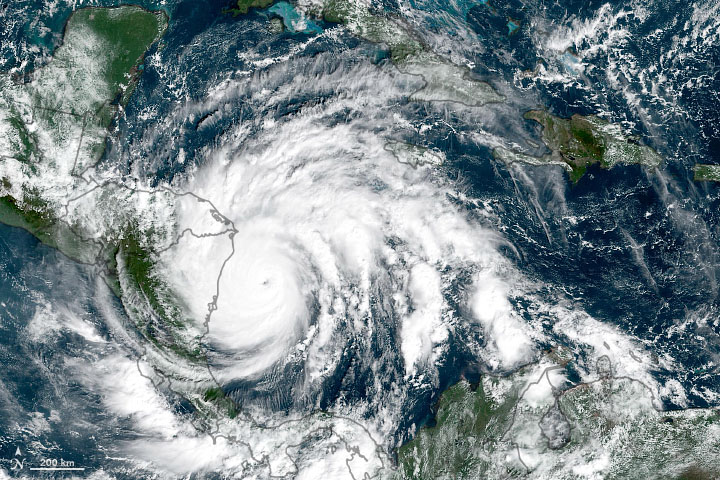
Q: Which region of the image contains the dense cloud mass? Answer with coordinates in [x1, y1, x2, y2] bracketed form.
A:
[1, 0, 720, 477]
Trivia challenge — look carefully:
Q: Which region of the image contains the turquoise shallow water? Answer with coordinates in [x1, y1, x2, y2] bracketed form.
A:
[267, 1, 322, 33]
[2, 0, 720, 476]
[0, 0, 169, 73]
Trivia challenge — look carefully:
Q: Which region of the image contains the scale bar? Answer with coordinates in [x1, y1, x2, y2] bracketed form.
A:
[30, 467, 85, 471]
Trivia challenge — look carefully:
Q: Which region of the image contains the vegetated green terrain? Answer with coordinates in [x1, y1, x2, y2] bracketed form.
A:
[203, 386, 239, 418]
[0, 5, 166, 255]
[0, 6, 175, 341]
[395, 359, 720, 480]
[397, 380, 519, 479]
[68, 7, 166, 102]
[120, 226, 180, 327]
[526, 110, 662, 182]
[7, 111, 38, 164]
[227, 0, 501, 105]
[494, 110, 662, 183]
[117, 224, 205, 363]
[526, 110, 606, 183]
[693, 164, 720, 182]
[320, 0, 424, 63]
[230, 0, 275, 15]
[0, 192, 102, 264]
[228, 0, 424, 62]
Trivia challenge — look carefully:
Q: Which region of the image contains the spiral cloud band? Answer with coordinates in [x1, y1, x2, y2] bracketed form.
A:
[159, 60, 537, 390]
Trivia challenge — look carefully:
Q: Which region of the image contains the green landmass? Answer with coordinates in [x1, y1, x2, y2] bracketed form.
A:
[397, 380, 519, 479]
[321, 0, 424, 63]
[269, 17, 285, 33]
[228, 0, 275, 15]
[0, 6, 217, 404]
[494, 110, 662, 183]
[67, 7, 167, 104]
[0, 5, 168, 270]
[0, 5, 166, 240]
[228, 0, 502, 105]
[0, 7, 198, 360]
[396, 356, 720, 479]
[693, 164, 720, 182]
[0, 194, 57, 248]
[0, 189, 102, 264]
[227, 0, 423, 63]
[203, 387, 239, 418]
[0, 4, 167, 172]
[117, 224, 206, 363]
[320, 0, 501, 104]
[119, 227, 182, 325]
[7, 112, 38, 164]
[385, 140, 443, 167]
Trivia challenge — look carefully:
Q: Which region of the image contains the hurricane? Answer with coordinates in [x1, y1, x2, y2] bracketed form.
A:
[150, 56, 541, 427]
[1, 0, 720, 478]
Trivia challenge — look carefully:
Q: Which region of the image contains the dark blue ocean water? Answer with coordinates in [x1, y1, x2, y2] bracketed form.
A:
[386, 0, 720, 409]
[1, 0, 720, 469]
[0, 224, 143, 476]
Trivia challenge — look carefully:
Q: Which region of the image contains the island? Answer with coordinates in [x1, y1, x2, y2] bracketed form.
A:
[2, 5, 718, 479]
[494, 110, 663, 183]
[693, 164, 720, 182]
[230, 0, 503, 106]
[230, 0, 275, 15]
